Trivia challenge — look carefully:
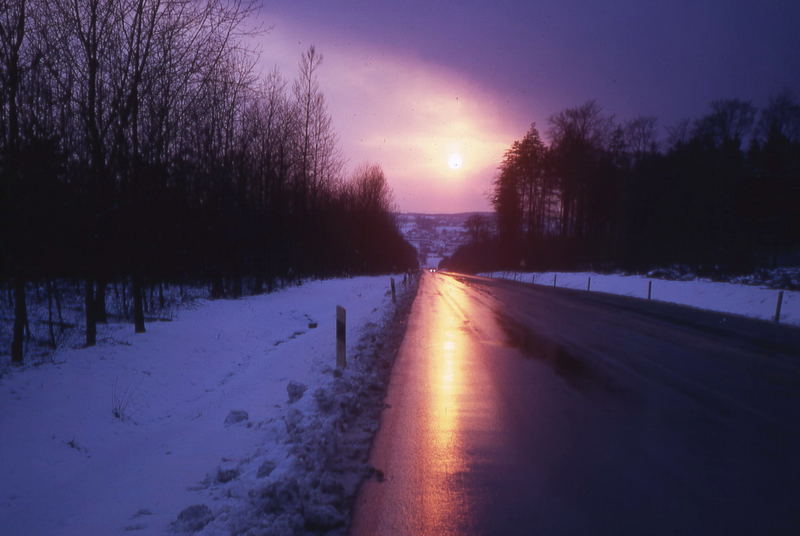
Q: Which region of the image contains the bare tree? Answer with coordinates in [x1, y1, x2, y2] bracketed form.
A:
[1, 3, 418, 362]
[693, 98, 756, 148]
[0, 0, 29, 362]
[292, 46, 340, 211]
[350, 163, 394, 214]
[465, 214, 490, 243]
[757, 90, 800, 144]
[665, 118, 692, 150]
[624, 116, 659, 160]
[548, 100, 614, 150]
[547, 101, 615, 240]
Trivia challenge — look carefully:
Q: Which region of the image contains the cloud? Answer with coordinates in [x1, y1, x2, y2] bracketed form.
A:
[253, 15, 522, 212]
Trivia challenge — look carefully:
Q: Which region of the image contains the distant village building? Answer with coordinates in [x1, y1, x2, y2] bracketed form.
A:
[396, 212, 495, 268]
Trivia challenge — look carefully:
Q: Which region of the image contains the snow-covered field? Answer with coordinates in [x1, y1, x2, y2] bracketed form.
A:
[0, 275, 416, 535]
[478, 271, 800, 326]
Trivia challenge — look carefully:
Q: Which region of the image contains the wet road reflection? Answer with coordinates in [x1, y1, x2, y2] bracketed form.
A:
[419, 290, 468, 533]
[352, 273, 495, 535]
[352, 272, 800, 535]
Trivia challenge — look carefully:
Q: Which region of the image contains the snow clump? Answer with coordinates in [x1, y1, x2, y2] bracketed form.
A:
[224, 410, 249, 426]
[286, 381, 308, 403]
[172, 504, 214, 533]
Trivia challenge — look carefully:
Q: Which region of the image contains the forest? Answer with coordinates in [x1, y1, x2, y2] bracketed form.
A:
[0, 0, 417, 363]
[443, 96, 800, 275]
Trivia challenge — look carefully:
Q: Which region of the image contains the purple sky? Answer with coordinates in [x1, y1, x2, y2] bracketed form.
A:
[256, 1, 800, 213]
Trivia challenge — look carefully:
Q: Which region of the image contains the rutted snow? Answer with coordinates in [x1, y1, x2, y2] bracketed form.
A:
[0, 275, 414, 535]
[478, 271, 800, 326]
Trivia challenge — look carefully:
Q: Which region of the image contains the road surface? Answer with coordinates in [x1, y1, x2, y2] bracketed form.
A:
[352, 272, 800, 535]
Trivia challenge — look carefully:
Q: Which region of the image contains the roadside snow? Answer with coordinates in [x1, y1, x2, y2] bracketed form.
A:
[0, 275, 416, 535]
[478, 271, 800, 326]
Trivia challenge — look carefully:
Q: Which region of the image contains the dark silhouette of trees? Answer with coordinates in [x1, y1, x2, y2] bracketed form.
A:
[1, 1, 416, 363]
[491, 124, 549, 266]
[465, 214, 491, 243]
[336, 164, 418, 274]
[749, 92, 800, 265]
[1, 0, 35, 363]
[444, 95, 800, 276]
[694, 99, 756, 149]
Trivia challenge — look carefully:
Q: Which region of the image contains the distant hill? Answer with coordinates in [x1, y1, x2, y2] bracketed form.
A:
[396, 212, 494, 268]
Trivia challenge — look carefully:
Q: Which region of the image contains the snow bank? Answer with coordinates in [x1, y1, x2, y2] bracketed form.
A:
[0, 275, 418, 535]
[478, 271, 800, 326]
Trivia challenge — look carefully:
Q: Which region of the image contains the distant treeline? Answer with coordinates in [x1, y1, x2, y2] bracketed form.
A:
[443, 96, 800, 274]
[0, 1, 416, 362]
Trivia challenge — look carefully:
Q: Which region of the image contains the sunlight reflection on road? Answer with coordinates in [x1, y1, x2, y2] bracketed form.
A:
[352, 273, 511, 535]
[421, 276, 472, 533]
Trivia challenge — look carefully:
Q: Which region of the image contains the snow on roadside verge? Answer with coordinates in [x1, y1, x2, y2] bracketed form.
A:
[477, 271, 800, 326]
[0, 275, 418, 536]
[187, 276, 418, 536]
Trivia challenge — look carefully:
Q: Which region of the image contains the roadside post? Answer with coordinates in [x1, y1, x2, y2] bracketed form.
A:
[647, 280, 653, 300]
[774, 291, 784, 323]
[390, 278, 396, 303]
[553, 274, 557, 288]
[587, 277, 591, 291]
[336, 305, 346, 369]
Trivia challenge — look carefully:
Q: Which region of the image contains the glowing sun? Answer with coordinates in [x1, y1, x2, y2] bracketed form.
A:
[448, 153, 463, 169]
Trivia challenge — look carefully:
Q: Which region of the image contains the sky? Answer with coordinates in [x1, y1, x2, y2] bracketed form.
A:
[254, 1, 800, 213]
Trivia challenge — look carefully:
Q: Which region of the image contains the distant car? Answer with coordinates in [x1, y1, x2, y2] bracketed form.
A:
[428, 268, 437, 273]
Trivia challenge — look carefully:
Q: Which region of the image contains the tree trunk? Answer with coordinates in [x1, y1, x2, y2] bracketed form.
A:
[54, 282, 63, 331]
[95, 277, 107, 322]
[232, 275, 242, 298]
[132, 276, 145, 333]
[85, 279, 97, 346]
[24, 304, 31, 340]
[47, 280, 56, 348]
[11, 278, 27, 363]
[121, 281, 127, 317]
[211, 275, 224, 299]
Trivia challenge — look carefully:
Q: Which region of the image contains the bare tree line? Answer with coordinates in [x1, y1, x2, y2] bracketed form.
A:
[0, 0, 417, 363]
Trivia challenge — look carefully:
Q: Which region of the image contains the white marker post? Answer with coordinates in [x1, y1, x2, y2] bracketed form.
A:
[336, 306, 346, 369]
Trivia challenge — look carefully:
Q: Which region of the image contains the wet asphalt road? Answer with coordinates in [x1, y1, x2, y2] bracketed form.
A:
[352, 272, 800, 535]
